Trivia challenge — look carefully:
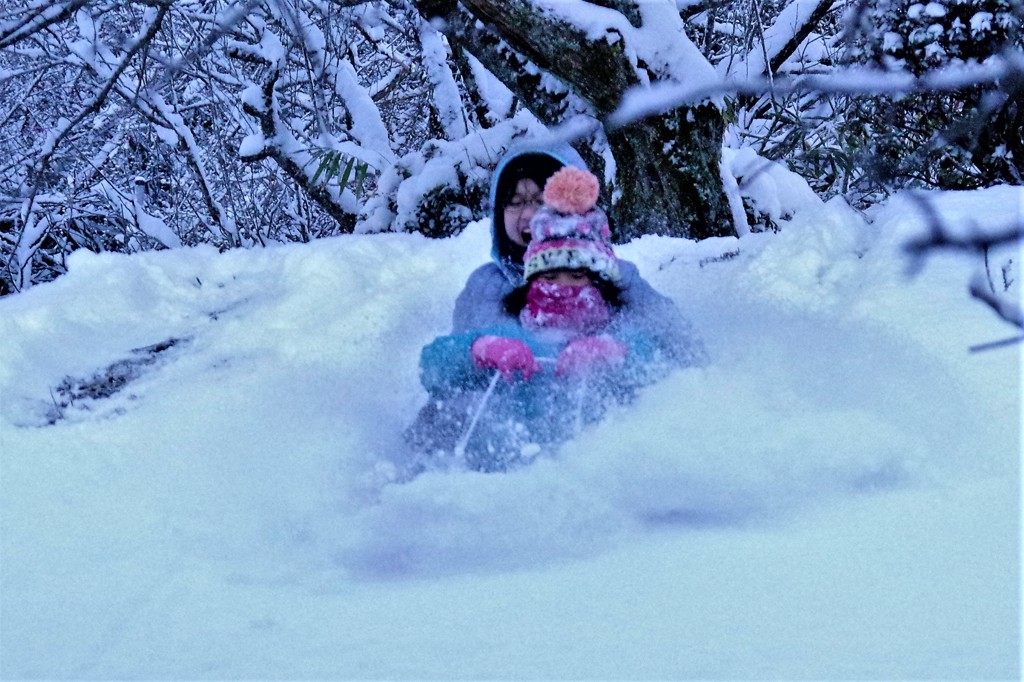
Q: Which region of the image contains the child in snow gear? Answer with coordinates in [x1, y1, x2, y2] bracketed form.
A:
[450, 141, 707, 368]
[405, 168, 666, 473]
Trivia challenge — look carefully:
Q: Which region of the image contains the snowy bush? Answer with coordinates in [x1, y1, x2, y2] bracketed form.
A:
[842, 0, 1024, 189]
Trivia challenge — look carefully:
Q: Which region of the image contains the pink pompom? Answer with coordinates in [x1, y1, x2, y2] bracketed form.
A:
[543, 167, 600, 215]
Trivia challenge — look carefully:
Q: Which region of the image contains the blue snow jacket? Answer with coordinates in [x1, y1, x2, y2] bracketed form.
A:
[415, 321, 662, 472]
[450, 141, 707, 368]
[420, 323, 661, 401]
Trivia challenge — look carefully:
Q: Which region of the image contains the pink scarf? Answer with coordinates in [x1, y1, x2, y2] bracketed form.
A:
[519, 280, 612, 337]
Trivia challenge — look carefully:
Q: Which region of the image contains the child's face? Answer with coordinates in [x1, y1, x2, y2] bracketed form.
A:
[535, 269, 593, 287]
[503, 179, 543, 247]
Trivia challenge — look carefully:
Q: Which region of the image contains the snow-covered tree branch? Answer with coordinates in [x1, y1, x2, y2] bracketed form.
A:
[0, 0, 1021, 301]
[417, 0, 737, 240]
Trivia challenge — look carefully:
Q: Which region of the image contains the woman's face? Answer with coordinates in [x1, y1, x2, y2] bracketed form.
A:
[503, 178, 543, 247]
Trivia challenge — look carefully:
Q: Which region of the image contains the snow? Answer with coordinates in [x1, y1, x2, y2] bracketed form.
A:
[973, 11, 995, 32]
[332, 59, 397, 167]
[537, 0, 720, 98]
[0, 183, 1020, 678]
[723, 146, 823, 224]
[238, 132, 265, 159]
[418, 23, 469, 141]
[877, 185, 1024, 245]
[467, 52, 515, 122]
[716, 0, 832, 79]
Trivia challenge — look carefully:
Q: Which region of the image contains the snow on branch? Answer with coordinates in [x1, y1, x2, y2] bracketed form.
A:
[418, 19, 469, 139]
[610, 49, 1024, 128]
[10, 1, 173, 291]
[716, 0, 838, 80]
[158, 0, 261, 83]
[240, 67, 357, 232]
[969, 272, 1023, 332]
[0, 0, 91, 50]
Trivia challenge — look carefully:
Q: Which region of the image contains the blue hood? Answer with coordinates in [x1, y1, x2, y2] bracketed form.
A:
[489, 141, 587, 284]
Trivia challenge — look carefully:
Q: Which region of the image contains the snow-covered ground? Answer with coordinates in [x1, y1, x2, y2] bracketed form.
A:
[1, 186, 1020, 679]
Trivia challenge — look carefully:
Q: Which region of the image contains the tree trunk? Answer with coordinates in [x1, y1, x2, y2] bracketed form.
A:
[609, 103, 730, 241]
[417, 0, 735, 241]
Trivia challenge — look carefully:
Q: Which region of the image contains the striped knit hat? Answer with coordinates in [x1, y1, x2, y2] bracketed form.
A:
[523, 167, 620, 284]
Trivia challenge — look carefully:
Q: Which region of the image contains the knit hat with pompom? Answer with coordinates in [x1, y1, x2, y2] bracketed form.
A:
[524, 167, 620, 283]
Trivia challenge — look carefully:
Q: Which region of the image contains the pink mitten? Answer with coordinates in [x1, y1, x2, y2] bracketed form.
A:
[471, 335, 541, 381]
[556, 335, 628, 377]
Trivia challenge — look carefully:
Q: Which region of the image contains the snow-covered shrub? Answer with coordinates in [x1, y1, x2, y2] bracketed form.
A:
[721, 147, 824, 234]
[842, 0, 1024, 189]
[0, 1, 468, 293]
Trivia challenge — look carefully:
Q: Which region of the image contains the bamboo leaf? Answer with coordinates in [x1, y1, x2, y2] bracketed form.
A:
[338, 155, 357, 188]
[354, 161, 369, 198]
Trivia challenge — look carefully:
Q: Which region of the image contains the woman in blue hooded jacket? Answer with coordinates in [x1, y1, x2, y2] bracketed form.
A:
[450, 141, 707, 368]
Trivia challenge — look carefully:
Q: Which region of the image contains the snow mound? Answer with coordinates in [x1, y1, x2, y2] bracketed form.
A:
[0, 187, 1018, 679]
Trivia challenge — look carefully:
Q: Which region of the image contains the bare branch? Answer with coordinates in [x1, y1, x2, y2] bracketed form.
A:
[240, 69, 357, 232]
[159, 0, 262, 83]
[905, 223, 1024, 257]
[0, 0, 91, 50]
[11, 1, 174, 290]
[970, 273, 1024, 331]
[969, 334, 1024, 352]
[898, 191, 1024, 339]
[903, 190, 1024, 260]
